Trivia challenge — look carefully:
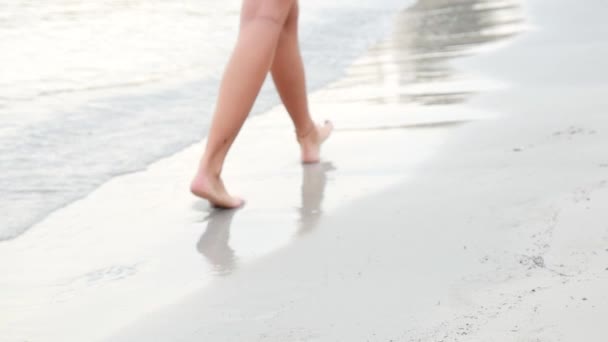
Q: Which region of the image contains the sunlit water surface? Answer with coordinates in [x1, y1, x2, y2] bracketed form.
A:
[0, 0, 411, 240]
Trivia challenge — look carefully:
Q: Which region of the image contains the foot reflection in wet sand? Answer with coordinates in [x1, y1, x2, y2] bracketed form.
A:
[297, 162, 335, 235]
[197, 162, 334, 275]
[197, 210, 237, 276]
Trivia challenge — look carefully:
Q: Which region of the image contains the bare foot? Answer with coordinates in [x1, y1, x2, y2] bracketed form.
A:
[298, 120, 333, 164]
[190, 172, 244, 209]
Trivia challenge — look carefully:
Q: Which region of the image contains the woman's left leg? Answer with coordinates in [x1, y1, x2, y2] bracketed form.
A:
[270, 1, 333, 163]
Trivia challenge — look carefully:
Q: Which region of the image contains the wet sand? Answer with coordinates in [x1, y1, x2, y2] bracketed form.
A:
[2, 0, 608, 341]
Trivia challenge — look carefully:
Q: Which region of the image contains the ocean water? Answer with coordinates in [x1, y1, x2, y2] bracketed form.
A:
[0, 0, 408, 240]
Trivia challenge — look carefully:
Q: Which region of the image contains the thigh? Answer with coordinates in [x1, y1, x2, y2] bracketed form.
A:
[283, 1, 299, 33]
[240, 0, 297, 27]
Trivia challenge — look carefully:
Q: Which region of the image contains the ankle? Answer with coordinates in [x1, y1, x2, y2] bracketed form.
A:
[196, 163, 220, 179]
[296, 122, 315, 141]
[199, 154, 225, 174]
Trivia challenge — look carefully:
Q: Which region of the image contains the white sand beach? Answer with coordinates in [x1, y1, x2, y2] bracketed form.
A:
[1, 0, 607, 341]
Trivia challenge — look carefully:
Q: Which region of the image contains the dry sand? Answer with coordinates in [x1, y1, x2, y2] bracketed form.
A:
[1, 0, 607, 341]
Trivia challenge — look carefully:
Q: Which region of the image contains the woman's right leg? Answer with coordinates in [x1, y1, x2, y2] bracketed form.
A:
[191, 0, 296, 208]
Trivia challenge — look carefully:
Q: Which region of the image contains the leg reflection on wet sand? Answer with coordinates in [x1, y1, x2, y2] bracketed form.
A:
[197, 162, 334, 274]
[297, 162, 335, 235]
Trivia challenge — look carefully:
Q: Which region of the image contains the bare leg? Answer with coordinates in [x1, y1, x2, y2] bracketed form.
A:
[270, 2, 333, 163]
[191, 0, 296, 208]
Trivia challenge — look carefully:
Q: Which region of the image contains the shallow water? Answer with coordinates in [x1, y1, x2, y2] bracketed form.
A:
[0, 0, 409, 240]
